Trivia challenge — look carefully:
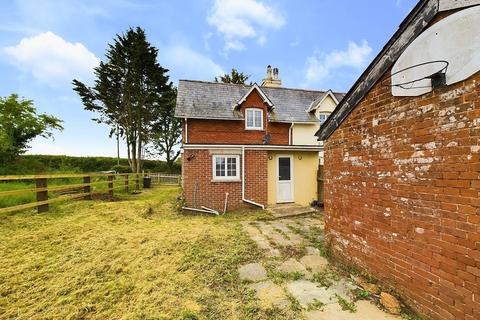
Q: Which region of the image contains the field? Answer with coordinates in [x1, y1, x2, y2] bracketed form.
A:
[0, 186, 295, 320]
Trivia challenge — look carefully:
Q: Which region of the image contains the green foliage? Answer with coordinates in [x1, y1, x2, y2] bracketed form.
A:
[110, 164, 131, 173]
[73, 27, 174, 173]
[0, 94, 63, 165]
[215, 68, 251, 84]
[149, 87, 181, 169]
[307, 299, 325, 311]
[335, 294, 357, 313]
[353, 288, 371, 299]
[0, 154, 180, 175]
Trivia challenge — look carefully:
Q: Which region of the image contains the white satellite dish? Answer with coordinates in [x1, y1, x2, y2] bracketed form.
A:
[390, 5, 480, 97]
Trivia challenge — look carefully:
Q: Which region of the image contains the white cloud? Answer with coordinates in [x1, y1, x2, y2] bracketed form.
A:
[207, 0, 285, 52]
[159, 43, 224, 81]
[304, 40, 372, 86]
[3, 31, 99, 87]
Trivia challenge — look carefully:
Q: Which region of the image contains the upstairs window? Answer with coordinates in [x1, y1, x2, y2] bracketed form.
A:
[213, 155, 240, 181]
[245, 108, 263, 130]
[318, 112, 330, 124]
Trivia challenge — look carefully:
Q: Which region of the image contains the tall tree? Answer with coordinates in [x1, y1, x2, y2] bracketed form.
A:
[215, 68, 251, 84]
[73, 27, 173, 173]
[0, 94, 63, 165]
[149, 88, 181, 171]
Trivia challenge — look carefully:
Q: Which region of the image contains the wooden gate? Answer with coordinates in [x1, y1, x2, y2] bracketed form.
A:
[317, 165, 324, 205]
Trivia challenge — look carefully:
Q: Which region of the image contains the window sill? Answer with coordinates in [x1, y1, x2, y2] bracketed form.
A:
[211, 179, 241, 183]
[245, 128, 264, 131]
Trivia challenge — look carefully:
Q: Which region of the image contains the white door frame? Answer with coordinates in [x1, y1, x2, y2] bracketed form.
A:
[276, 154, 294, 203]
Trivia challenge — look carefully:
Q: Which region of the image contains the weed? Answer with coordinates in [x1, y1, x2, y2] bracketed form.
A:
[353, 288, 371, 300]
[336, 294, 357, 313]
[312, 268, 341, 288]
[307, 299, 325, 311]
[285, 293, 302, 312]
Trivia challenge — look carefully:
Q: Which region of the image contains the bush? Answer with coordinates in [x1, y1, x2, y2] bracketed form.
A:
[110, 165, 131, 173]
[0, 155, 181, 175]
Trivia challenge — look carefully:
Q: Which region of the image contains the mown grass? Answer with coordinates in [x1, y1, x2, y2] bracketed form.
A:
[0, 187, 293, 319]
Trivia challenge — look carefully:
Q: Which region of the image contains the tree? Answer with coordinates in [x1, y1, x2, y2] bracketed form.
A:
[73, 27, 174, 173]
[0, 94, 63, 165]
[148, 88, 181, 170]
[215, 68, 251, 84]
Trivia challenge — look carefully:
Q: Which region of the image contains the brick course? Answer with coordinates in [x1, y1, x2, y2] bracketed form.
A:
[324, 71, 479, 320]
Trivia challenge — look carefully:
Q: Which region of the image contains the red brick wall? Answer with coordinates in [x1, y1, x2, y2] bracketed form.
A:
[185, 89, 290, 145]
[182, 149, 268, 212]
[324, 70, 480, 320]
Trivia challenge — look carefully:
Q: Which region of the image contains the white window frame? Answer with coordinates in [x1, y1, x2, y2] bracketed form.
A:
[245, 108, 264, 130]
[317, 112, 330, 124]
[212, 155, 240, 181]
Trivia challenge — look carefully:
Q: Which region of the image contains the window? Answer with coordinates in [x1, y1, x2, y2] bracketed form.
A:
[245, 108, 263, 130]
[318, 113, 330, 124]
[213, 155, 240, 180]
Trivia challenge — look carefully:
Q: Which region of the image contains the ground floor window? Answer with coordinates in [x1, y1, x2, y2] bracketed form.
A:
[212, 155, 240, 180]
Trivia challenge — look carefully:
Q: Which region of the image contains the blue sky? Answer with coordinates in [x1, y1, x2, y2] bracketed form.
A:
[0, 0, 417, 158]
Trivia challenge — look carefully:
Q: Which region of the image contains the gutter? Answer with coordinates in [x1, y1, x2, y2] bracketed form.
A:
[182, 144, 323, 151]
[241, 146, 265, 209]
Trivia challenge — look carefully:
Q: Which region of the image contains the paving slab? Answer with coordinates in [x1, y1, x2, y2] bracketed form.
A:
[238, 263, 267, 282]
[304, 300, 401, 320]
[241, 222, 280, 257]
[248, 281, 289, 309]
[257, 222, 295, 246]
[277, 258, 308, 275]
[300, 255, 329, 272]
[329, 279, 358, 299]
[306, 246, 321, 255]
[286, 280, 337, 307]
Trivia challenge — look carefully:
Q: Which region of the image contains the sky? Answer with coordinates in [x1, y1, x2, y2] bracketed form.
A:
[0, 0, 417, 158]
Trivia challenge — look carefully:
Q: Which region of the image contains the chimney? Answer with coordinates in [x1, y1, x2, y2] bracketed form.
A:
[261, 65, 282, 87]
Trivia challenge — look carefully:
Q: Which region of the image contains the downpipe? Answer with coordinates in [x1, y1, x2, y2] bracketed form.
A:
[241, 146, 265, 209]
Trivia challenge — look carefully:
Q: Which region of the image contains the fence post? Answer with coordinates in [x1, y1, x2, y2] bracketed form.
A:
[108, 175, 114, 196]
[124, 175, 129, 193]
[36, 178, 49, 213]
[83, 176, 91, 200]
[135, 174, 140, 191]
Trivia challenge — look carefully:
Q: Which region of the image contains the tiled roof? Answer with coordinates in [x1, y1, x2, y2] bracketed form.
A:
[175, 80, 345, 123]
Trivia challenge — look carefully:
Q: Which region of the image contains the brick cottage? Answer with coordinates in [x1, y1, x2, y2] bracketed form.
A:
[175, 67, 344, 212]
[316, 1, 480, 320]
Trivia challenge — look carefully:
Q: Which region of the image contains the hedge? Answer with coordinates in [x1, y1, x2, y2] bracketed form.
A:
[0, 155, 181, 175]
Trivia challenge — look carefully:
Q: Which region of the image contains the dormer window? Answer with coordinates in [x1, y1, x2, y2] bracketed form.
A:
[245, 108, 263, 130]
[318, 112, 330, 124]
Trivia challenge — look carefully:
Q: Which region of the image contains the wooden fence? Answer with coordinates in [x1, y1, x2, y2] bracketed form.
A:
[0, 173, 181, 214]
[317, 165, 324, 205]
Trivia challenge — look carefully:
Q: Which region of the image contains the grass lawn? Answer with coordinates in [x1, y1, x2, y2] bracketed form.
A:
[0, 187, 297, 320]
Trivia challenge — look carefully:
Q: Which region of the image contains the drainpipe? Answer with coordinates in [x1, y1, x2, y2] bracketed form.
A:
[184, 118, 188, 143]
[289, 123, 294, 145]
[242, 146, 265, 209]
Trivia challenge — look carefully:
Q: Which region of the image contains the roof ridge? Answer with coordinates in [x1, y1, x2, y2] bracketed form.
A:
[178, 79, 345, 94]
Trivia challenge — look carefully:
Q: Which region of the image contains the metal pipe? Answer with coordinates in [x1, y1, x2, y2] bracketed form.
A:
[182, 207, 218, 214]
[223, 192, 229, 214]
[201, 206, 219, 215]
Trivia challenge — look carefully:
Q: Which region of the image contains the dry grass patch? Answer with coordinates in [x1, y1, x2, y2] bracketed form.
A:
[0, 187, 289, 319]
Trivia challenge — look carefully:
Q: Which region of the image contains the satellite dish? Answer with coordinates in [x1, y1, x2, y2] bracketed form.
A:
[263, 133, 272, 145]
[390, 5, 480, 97]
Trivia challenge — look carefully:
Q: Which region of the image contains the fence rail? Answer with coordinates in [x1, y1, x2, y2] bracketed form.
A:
[0, 172, 181, 214]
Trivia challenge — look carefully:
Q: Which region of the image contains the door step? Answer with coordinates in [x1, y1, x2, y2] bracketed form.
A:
[267, 204, 318, 219]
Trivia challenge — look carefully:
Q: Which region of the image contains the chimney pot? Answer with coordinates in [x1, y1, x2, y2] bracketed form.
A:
[273, 67, 279, 80]
[266, 65, 272, 80]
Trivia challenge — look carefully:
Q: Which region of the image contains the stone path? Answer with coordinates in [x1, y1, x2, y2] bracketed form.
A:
[239, 215, 402, 319]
